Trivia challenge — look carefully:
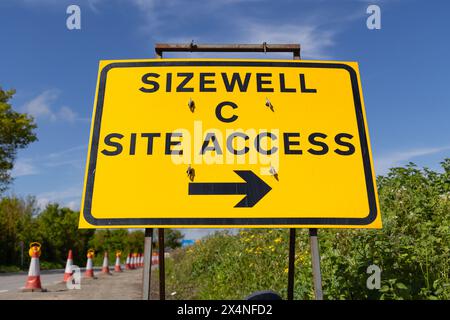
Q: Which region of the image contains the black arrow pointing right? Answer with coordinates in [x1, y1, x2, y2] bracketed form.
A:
[188, 170, 272, 207]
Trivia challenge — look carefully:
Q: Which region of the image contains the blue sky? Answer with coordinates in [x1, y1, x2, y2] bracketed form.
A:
[1, 0, 449, 239]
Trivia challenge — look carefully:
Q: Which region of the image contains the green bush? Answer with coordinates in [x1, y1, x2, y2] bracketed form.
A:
[39, 261, 64, 270]
[166, 160, 450, 300]
[0, 265, 21, 273]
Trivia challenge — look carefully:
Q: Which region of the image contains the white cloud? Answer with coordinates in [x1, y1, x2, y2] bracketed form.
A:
[12, 159, 39, 177]
[375, 146, 450, 175]
[22, 90, 59, 120]
[87, 0, 103, 12]
[21, 90, 80, 123]
[127, 0, 341, 59]
[241, 23, 335, 59]
[13, 144, 87, 178]
[65, 200, 80, 211]
[47, 144, 87, 159]
[179, 228, 238, 240]
[43, 144, 87, 170]
[17, 0, 354, 60]
[57, 106, 77, 123]
[36, 186, 82, 210]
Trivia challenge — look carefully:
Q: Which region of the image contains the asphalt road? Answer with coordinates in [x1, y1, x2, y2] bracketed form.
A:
[0, 267, 114, 293]
[0, 267, 159, 300]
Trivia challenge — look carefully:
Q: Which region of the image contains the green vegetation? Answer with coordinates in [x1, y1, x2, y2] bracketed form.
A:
[0, 199, 184, 270]
[89, 229, 143, 265]
[166, 160, 450, 300]
[0, 87, 37, 193]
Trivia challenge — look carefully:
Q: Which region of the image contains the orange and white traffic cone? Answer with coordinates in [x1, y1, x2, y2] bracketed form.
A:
[85, 249, 95, 278]
[125, 253, 131, 270]
[63, 249, 74, 282]
[23, 242, 46, 292]
[101, 251, 111, 275]
[139, 253, 143, 267]
[114, 251, 122, 272]
[131, 253, 136, 269]
[135, 253, 140, 268]
[152, 252, 159, 265]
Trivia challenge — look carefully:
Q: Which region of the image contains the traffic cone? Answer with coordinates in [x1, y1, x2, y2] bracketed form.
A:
[152, 252, 159, 265]
[129, 254, 133, 269]
[101, 251, 111, 275]
[63, 249, 74, 282]
[23, 242, 46, 292]
[85, 249, 95, 278]
[125, 253, 131, 270]
[114, 251, 122, 272]
[139, 253, 143, 267]
[131, 253, 136, 269]
[135, 253, 140, 268]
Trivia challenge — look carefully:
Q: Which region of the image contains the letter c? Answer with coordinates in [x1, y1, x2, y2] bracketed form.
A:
[215, 101, 238, 123]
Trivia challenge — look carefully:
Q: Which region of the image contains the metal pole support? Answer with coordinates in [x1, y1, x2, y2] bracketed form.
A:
[309, 228, 323, 300]
[142, 228, 153, 300]
[287, 49, 300, 301]
[154, 50, 166, 301]
[158, 228, 166, 300]
[287, 228, 296, 300]
[155, 43, 300, 57]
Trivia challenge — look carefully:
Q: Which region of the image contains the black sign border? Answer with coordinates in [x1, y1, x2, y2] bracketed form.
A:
[82, 61, 378, 226]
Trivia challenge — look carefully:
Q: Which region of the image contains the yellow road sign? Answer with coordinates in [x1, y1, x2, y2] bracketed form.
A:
[79, 59, 381, 229]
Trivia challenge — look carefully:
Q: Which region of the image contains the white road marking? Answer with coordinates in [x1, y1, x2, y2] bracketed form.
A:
[0, 290, 9, 293]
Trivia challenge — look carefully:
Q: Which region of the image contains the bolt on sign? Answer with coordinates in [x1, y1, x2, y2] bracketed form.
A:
[79, 59, 381, 229]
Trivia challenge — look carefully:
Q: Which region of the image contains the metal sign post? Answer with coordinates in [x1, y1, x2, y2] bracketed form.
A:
[155, 42, 301, 56]
[287, 48, 300, 301]
[287, 228, 296, 300]
[158, 228, 165, 300]
[154, 50, 166, 301]
[142, 228, 153, 300]
[309, 228, 323, 299]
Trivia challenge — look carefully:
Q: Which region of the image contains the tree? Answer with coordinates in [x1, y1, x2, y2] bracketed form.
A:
[35, 204, 94, 266]
[126, 230, 145, 253]
[0, 196, 39, 268]
[165, 229, 184, 249]
[0, 87, 37, 193]
[318, 160, 450, 300]
[89, 229, 129, 263]
[88, 229, 145, 264]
